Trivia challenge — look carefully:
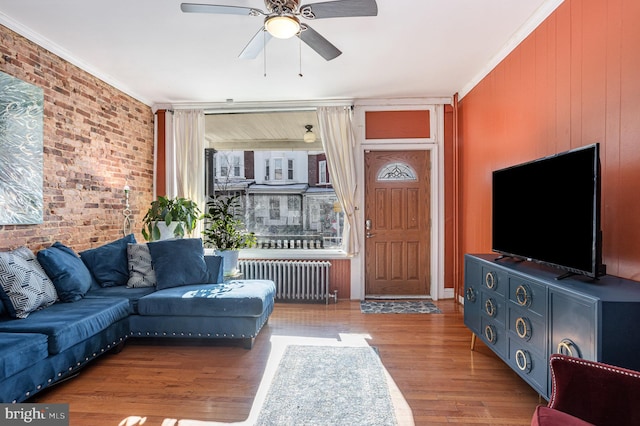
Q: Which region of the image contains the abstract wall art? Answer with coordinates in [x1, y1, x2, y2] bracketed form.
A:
[0, 71, 44, 225]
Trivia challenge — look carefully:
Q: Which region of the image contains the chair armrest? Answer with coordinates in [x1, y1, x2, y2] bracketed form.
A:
[548, 354, 640, 425]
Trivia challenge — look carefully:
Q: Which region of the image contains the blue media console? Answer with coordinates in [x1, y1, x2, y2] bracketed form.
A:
[463, 253, 640, 399]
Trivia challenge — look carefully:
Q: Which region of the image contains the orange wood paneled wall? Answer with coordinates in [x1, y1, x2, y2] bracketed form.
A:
[329, 259, 350, 299]
[457, 0, 640, 292]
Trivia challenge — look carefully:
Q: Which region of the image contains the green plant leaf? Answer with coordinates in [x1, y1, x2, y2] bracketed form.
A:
[152, 225, 161, 241]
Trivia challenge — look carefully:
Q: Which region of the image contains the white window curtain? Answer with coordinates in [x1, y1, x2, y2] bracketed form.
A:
[166, 109, 206, 238]
[317, 106, 360, 256]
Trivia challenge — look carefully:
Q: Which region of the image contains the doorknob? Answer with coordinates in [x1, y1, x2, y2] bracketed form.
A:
[365, 219, 375, 238]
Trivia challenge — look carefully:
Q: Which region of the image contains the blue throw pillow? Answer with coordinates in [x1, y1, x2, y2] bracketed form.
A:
[147, 238, 210, 290]
[37, 242, 93, 302]
[0, 247, 58, 318]
[80, 234, 136, 287]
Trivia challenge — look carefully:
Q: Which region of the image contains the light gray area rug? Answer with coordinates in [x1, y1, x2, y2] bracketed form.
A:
[360, 300, 442, 314]
[255, 345, 397, 426]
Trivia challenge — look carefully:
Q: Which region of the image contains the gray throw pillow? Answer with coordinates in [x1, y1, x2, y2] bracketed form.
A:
[127, 243, 157, 288]
[0, 247, 58, 318]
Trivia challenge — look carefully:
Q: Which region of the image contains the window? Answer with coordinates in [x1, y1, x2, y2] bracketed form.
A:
[233, 156, 241, 177]
[205, 112, 343, 250]
[377, 162, 417, 181]
[216, 152, 244, 179]
[319, 160, 328, 184]
[269, 198, 280, 220]
[288, 159, 294, 180]
[274, 158, 283, 181]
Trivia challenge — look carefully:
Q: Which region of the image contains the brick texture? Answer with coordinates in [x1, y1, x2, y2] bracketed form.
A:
[0, 24, 154, 252]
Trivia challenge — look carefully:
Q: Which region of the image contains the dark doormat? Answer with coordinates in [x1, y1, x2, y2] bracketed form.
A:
[360, 300, 442, 314]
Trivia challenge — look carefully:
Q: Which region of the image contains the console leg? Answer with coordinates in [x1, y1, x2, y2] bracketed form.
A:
[470, 333, 476, 351]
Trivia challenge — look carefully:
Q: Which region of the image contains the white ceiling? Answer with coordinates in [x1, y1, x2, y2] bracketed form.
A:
[0, 0, 562, 107]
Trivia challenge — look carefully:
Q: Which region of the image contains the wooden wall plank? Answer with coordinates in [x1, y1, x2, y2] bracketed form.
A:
[618, 0, 640, 279]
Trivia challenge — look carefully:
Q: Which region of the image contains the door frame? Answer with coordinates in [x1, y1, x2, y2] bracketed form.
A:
[352, 99, 450, 301]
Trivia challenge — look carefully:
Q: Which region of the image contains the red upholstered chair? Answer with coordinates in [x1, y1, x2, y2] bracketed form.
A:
[531, 354, 640, 426]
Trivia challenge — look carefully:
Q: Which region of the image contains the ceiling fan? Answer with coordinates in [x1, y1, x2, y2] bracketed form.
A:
[180, 0, 378, 61]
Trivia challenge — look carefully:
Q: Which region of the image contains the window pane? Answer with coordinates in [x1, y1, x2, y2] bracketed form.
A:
[288, 159, 294, 180]
[269, 198, 280, 220]
[274, 158, 283, 180]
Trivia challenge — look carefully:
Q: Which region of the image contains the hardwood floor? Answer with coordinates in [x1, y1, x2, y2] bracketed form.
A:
[34, 300, 540, 425]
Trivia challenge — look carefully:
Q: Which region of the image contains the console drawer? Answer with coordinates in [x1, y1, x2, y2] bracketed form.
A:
[482, 265, 507, 296]
[508, 338, 547, 395]
[480, 316, 507, 357]
[480, 290, 506, 326]
[508, 306, 546, 352]
[509, 277, 547, 317]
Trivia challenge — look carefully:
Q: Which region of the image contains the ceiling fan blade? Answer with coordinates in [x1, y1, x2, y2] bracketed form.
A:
[300, 0, 378, 19]
[239, 28, 273, 59]
[298, 24, 342, 61]
[180, 3, 264, 16]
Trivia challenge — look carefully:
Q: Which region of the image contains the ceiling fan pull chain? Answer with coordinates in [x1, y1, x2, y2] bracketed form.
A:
[264, 30, 267, 77]
[299, 35, 303, 77]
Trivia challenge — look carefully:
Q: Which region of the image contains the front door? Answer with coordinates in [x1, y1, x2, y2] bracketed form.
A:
[364, 150, 431, 296]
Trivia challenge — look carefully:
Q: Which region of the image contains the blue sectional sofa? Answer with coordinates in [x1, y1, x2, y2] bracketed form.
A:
[0, 236, 275, 403]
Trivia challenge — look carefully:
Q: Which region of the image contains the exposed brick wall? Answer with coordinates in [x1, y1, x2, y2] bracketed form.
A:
[0, 25, 154, 252]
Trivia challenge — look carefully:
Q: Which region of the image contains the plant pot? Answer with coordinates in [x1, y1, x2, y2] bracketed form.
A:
[155, 222, 179, 241]
[215, 249, 240, 276]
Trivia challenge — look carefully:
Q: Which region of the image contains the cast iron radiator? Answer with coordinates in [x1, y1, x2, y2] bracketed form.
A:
[238, 260, 336, 304]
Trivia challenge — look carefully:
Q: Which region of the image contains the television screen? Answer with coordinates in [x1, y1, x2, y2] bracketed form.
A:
[492, 143, 604, 278]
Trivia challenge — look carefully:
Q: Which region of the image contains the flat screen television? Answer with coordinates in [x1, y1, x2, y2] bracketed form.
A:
[492, 143, 605, 279]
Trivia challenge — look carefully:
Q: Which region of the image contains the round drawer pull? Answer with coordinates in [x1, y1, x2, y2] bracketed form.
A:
[485, 271, 497, 290]
[557, 339, 581, 358]
[515, 284, 532, 306]
[465, 287, 476, 302]
[484, 324, 497, 344]
[515, 349, 532, 373]
[515, 317, 532, 340]
[485, 298, 497, 317]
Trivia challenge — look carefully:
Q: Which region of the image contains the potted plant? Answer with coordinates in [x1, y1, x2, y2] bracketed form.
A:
[142, 196, 201, 241]
[202, 194, 256, 275]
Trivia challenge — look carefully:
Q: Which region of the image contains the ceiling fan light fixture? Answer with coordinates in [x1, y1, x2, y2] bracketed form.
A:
[265, 15, 300, 39]
[304, 124, 316, 143]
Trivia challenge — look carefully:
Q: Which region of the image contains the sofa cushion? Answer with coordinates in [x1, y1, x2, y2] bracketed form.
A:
[80, 234, 136, 288]
[0, 332, 49, 377]
[137, 280, 276, 318]
[85, 285, 156, 314]
[0, 247, 58, 318]
[126, 243, 157, 288]
[37, 242, 93, 302]
[147, 238, 210, 290]
[0, 297, 130, 354]
[204, 255, 224, 284]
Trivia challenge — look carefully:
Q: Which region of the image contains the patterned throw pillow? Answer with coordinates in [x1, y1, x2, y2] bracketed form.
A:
[127, 243, 157, 288]
[0, 247, 58, 319]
